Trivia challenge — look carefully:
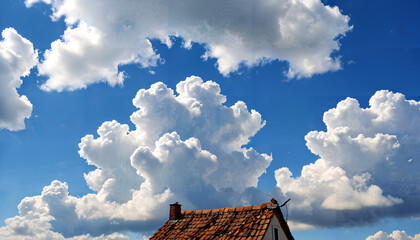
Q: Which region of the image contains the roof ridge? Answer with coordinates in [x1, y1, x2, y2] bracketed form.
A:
[180, 202, 275, 215]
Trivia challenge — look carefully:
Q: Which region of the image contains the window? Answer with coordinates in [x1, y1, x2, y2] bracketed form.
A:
[274, 227, 279, 240]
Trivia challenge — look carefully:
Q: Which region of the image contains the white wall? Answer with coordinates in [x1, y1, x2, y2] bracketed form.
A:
[262, 214, 288, 240]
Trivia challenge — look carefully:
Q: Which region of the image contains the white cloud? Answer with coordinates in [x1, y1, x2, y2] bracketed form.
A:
[275, 90, 420, 228]
[5, 74, 419, 236]
[275, 159, 401, 211]
[0, 76, 271, 238]
[76, 76, 271, 221]
[27, 0, 351, 91]
[0, 181, 130, 240]
[37, 21, 158, 92]
[25, 0, 51, 7]
[0, 28, 37, 131]
[366, 230, 420, 240]
[287, 221, 316, 231]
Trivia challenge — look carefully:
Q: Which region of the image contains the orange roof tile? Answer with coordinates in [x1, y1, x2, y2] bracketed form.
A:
[150, 202, 294, 240]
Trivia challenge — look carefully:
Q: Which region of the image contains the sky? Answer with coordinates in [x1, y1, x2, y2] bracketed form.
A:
[0, 0, 419, 239]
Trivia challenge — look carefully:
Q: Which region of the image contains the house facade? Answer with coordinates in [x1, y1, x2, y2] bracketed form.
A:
[150, 199, 294, 240]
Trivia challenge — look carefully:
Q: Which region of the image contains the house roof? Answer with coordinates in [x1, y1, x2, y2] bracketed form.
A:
[150, 201, 294, 240]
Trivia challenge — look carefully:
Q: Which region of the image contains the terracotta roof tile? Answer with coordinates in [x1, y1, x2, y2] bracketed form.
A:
[150, 201, 294, 240]
[235, 207, 244, 212]
[202, 209, 211, 214]
[211, 208, 220, 214]
[243, 206, 252, 211]
[252, 205, 262, 210]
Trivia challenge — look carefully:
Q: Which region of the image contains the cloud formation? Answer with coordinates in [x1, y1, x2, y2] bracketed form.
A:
[0, 28, 37, 131]
[275, 90, 420, 228]
[3, 77, 419, 237]
[0, 181, 130, 240]
[366, 230, 420, 240]
[0, 76, 271, 238]
[26, 0, 351, 91]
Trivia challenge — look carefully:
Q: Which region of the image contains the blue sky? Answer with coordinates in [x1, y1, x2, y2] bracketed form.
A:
[0, 0, 419, 239]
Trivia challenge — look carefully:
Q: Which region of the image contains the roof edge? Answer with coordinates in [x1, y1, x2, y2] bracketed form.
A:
[180, 202, 274, 216]
[273, 206, 295, 240]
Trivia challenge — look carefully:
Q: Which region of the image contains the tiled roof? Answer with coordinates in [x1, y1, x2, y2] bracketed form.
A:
[150, 202, 294, 240]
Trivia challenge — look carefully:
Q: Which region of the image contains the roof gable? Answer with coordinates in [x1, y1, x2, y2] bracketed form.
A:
[150, 202, 294, 240]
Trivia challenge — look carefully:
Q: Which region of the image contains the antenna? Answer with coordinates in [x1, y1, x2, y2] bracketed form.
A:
[279, 198, 290, 207]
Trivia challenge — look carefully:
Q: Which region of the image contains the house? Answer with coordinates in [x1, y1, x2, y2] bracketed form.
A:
[150, 198, 295, 240]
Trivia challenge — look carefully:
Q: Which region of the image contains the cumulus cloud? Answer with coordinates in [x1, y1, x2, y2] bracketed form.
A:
[275, 90, 420, 228]
[0, 76, 271, 238]
[0, 28, 37, 131]
[366, 230, 420, 240]
[275, 160, 401, 211]
[0, 181, 130, 240]
[76, 76, 271, 219]
[27, 0, 351, 91]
